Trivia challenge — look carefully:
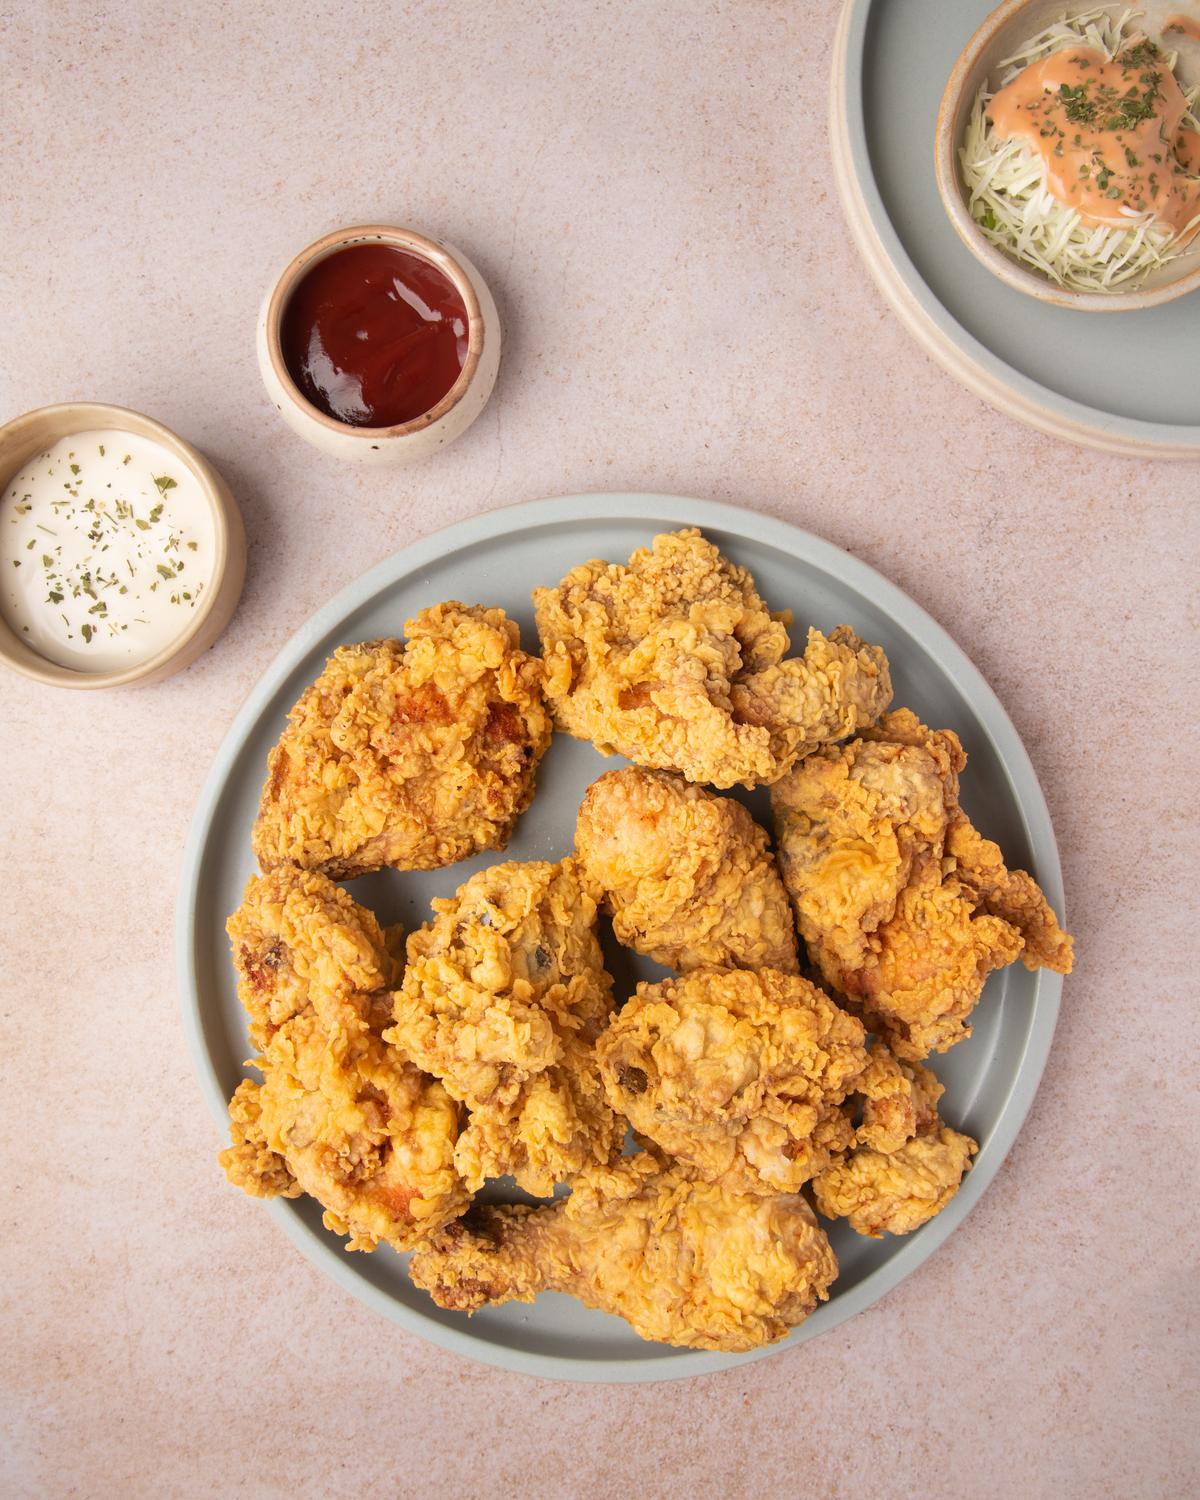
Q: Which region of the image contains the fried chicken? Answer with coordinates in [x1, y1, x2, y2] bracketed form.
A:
[853, 1038, 944, 1155]
[225, 866, 401, 1049]
[596, 967, 868, 1192]
[409, 1153, 838, 1351]
[220, 867, 468, 1250]
[574, 768, 799, 973]
[532, 528, 892, 788]
[252, 603, 551, 879]
[222, 1014, 468, 1251]
[385, 859, 621, 1195]
[947, 818, 1075, 972]
[808, 1038, 976, 1238]
[812, 1126, 978, 1239]
[770, 708, 1073, 1060]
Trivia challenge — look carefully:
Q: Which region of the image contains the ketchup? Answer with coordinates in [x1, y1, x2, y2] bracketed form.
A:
[281, 244, 469, 427]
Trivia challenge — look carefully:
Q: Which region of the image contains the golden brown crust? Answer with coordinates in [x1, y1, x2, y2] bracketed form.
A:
[947, 818, 1075, 973]
[854, 1039, 944, 1154]
[596, 967, 868, 1192]
[220, 866, 468, 1252]
[409, 1154, 839, 1351]
[251, 604, 551, 878]
[222, 1011, 467, 1251]
[221, 1079, 301, 1200]
[811, 1126, 978, 1238]
[385, 859, 621, 1195]
[533, 529, 891, 788]
[575, 767, 799, 973]
[225, 867, 400, 1049]
[770, 708, 1072, 1060]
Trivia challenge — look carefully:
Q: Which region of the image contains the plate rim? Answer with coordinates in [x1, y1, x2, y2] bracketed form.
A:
[831, 0, 1200, 460]
[175, 491, 1066, 1383]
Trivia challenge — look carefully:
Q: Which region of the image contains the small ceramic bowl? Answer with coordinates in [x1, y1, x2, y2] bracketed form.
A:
[935, 0, 1200, 311]
[0, 402, 245, 690]
[257, 224, 500, 463]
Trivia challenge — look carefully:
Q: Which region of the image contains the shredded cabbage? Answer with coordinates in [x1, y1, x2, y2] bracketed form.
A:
[958, 7, 1200, 291]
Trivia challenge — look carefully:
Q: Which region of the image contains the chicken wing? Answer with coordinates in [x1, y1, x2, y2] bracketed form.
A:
[385, 858, 621, 1195]
[596, 967, 868, 1192]
[252, 603, 551, 879]
[409, 1153, 838, 1351]
[220, 867, 468, 1250]
[533, 529, 892, 788]
[574, 767, 799, 973]
[770, 708, 1072, 1059]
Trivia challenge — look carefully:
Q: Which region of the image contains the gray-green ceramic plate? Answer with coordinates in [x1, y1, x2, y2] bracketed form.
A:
[176, 494, 1067, 1382]
[833, 0, 1200, 457]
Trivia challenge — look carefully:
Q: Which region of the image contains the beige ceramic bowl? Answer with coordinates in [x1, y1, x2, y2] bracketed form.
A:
[0, 403, 246, 690]
[936, 0, 1200, 311]
[257, 224, 500, 463]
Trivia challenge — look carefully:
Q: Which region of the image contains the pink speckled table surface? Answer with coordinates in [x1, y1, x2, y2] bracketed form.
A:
[1, 2, 1196, 1496]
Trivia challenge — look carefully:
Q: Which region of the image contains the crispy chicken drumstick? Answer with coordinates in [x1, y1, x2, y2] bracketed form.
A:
[410, 1153, 838, 1352]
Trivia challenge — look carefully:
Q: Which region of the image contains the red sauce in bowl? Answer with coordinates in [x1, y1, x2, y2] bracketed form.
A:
[280, 244, 470, 427]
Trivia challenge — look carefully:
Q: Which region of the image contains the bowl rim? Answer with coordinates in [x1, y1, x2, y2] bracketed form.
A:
[261, 223, 486, 439]
[0, 401, 238, 690]
[934, 0, 1200, 312]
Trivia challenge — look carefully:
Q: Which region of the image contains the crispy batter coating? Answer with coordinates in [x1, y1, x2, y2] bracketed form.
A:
[221, 1013, 468, 1251]
[224, 1078, 300, 1200]
[596, 968, 868, 1192]
[448, 1035, 613, 1197]
[225, 867, 401, 1049]
[853, 1039, 943, 1154]
[770, 708, 1073, 1060]
[948, 819, 1075, 972]
[252, 603, 551, 879]
[533, 529, 892, 788]
[220, 868, 468, 1251]
[575, 768, 799, 973]
[385, 859, 621, 1195]
[811, 1126, 978, 1238]
[409, 1153, 839, 1351]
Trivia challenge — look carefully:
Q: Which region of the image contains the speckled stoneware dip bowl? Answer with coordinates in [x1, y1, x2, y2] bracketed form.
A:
[257, 224, 500, 463]
[0, 402, 245, 690]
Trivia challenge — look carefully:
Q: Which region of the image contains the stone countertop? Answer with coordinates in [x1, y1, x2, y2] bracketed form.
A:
[1, 3, 1194, 1497]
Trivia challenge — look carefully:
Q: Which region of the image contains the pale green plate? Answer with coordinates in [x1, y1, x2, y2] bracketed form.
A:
[176, 494, 1066, 1382]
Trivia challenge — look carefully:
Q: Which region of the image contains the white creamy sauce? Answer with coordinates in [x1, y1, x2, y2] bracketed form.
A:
[0, 430, 216, 671]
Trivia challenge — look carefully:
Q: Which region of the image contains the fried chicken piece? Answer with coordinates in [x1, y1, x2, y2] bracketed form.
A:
[252, 603, 551, 879]
[812, 1037, 975, 1237]
[811, 1126, 978, 1238]
[533, 529, 892, 788]
[575, 768, 799, 973]
[947, 818, 1075, 972]
[225, 867, 401, 1048]
[385, 859, 621, 1195]
[409, 1154, 838, 1351]
[221, 1011, 467, 1251]
[223, 1077, 300, 1200]
[596, 968, 868, 1192]
[447, 1032, 614, 1197]
[770, 708, 1072, 1060]
[853, 1038, 943, 1154]
[220, 866, 468, 1251]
